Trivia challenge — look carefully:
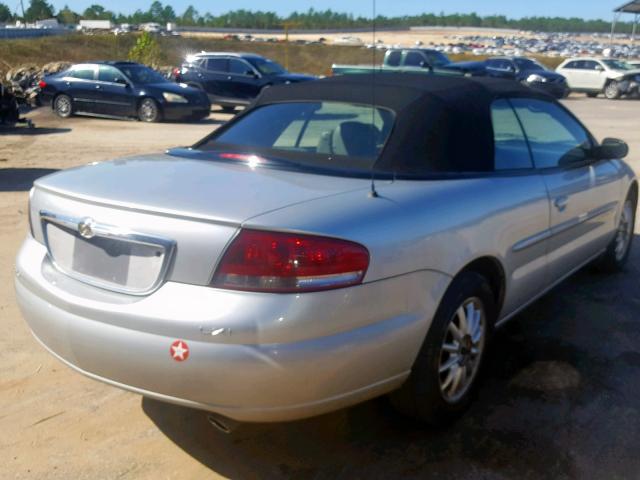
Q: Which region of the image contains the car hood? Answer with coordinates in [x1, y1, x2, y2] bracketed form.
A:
[612, 68, 640, 78]
[34, 153, 370, 225]
[146, 82, 203, 96]
[522, 69, 565, 80]
[271, 72, 317, 82]
[444, 61, 487, 72]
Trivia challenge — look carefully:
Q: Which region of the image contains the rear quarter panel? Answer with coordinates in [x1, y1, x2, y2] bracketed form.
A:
[248, 174, 551, 319]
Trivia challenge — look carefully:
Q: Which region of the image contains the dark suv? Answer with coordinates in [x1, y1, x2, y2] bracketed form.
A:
[172, 53, 316, 112]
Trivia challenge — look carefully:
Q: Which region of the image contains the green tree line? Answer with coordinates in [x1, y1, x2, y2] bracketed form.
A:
[1, 0, 636, 34]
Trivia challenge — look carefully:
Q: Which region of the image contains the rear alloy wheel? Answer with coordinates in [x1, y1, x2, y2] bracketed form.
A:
[138, 98, 161, 122]
[53, 94, 73, 118]
[594, 195, 636, 272]
[390, 271, 495, 425]
[438, 298, 486, 404]
[604, 81, 622, 100]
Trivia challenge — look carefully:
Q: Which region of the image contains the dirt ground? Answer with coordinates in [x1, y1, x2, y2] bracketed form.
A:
[1, 97, 640, 479]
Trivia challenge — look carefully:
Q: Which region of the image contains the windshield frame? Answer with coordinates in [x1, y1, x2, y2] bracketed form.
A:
[246, 57, 287, 75]
[117, 65, 170, 85]
[601, 59, 634, 71]
[514, 58, 545, 71]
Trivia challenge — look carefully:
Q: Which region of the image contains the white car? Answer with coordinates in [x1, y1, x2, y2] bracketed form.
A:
[556, 57, 640, 99]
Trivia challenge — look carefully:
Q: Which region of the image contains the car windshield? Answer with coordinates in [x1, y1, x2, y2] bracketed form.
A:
[602, 59, 634, 71]
[196, 101, 395, 175]
[424, 51, 451, 67]
[514, 58, 545, 71]
[247, 57, 286, 75]
[118, 65, 168, 84]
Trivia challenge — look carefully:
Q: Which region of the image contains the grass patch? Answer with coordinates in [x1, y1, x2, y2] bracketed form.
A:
[0, 33, 564, 78]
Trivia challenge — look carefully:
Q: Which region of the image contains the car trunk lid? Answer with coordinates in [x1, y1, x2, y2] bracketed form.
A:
[31, 153, 370, 293]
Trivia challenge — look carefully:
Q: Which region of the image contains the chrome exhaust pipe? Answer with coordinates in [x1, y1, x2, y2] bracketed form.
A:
[207, 413, 239, 434]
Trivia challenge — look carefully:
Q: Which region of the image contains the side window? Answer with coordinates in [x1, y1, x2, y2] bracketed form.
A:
[229, 59, 252, 75]
[386, 50, 402, 67]
[511, 98, 592, 169]
[563, 61, 580, 70]
[404, 52, 426, 67]
[68, 66, 95, 80]
[491, 99, 533, 170]
[98, 66, 125, 83]
[583, 61, 599, 71]
[205, 58, 228, 72]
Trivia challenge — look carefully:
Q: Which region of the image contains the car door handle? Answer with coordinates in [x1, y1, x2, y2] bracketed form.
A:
[95, 85, 101, 89]
[554, 196, 569, 212]
[227, 76, 232, 80]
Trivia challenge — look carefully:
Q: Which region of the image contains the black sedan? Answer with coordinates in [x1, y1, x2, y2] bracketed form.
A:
[172, 53, 316, 111]
[484, 57, 569, 99]
[38, 61, 211, 122]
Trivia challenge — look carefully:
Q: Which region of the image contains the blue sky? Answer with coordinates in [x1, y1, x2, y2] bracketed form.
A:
[48, 0, 626, 21]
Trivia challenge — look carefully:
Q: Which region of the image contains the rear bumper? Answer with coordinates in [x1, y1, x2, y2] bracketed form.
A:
[15, 236, 449, 422]
[527, 81, 569, 99]
[161, 102, 210, 121]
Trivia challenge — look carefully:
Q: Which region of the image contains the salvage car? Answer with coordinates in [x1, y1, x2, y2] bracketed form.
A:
[15, 75, 636, 427]
[38, 61, 211, 122]
[556, 57, 640, 99]
[484, 56, 569, 99]
[172, 52, 316, 112]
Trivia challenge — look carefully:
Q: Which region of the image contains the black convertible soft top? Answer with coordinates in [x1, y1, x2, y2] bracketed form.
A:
[252, 74, 553, 175]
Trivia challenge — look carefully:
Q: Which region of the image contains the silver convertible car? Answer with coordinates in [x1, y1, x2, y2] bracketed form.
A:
[15, 74, 636, 427]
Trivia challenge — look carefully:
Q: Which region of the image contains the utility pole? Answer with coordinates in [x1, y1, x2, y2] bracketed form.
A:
[281, 21, 299, 70]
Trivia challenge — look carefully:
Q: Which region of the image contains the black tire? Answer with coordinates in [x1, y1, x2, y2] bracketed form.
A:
[221, 106, 236, 114]
[604, 81, 622, 100]
[53, 94, 73, 118]
[390, 271, 496, 426]
[138, 98, 161, 123]
[586, 92, 599, 98]
[593, 191, 636, 273]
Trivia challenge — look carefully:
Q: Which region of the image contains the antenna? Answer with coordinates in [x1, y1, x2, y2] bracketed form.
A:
[368, 0, 379, 199]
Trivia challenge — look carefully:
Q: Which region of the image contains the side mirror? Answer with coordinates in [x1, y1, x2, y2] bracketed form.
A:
[246, 70, 258, 77]
[419, 61, 433, 72]
[595, 65, 605, 72]
[594, 138, 629, 160]
[115, 77, 129, 87]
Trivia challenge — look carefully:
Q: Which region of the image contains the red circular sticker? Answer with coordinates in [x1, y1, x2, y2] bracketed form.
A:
[170, 340, 189, 362]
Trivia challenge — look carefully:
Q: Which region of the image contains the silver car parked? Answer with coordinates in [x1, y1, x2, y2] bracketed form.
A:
[15, 75, 636, 427]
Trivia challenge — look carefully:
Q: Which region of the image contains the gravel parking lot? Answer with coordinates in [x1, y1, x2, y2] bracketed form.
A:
[1, 97, 640, 479]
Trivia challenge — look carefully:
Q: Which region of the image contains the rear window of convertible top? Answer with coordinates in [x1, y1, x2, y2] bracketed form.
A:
[195, 102, 395, 175]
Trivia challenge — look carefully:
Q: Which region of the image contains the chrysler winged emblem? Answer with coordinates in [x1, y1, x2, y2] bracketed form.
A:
[78, 218, 95, 239]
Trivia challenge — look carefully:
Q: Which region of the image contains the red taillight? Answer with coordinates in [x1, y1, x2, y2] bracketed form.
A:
[212, 229, 369, 293]
[172, 67, 181, 77]
[38, 80, 46, 89]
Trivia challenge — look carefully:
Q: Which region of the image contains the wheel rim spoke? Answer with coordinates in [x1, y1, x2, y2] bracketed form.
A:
[448, 321, 463, 342]
[439, 297, 486, 403]
[439, 355, 460, 374]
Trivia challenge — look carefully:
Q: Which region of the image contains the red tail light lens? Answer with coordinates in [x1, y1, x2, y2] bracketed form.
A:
[38, 80, 46, 88]
[212, 229, 369, 293]
[172, 67, 181, 77]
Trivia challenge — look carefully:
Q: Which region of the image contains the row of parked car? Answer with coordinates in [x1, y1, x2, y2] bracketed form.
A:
[334, 48, 640, 100]
[37, 49, 640, 124]
[37, 53, 316, 122]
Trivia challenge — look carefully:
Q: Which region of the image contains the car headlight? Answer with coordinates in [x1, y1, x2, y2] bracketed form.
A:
[162, 92, 189, 103]
[527, 74, 547, 83]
